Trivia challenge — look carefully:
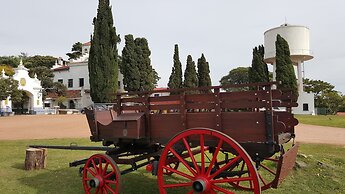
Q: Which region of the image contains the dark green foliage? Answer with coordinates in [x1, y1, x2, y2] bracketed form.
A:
[248, 45, 269, 84]
[66, 42, 83, 60]
[23, 55, 56, 69]
[304, 78, 345, 114]
[275, 35, 298, 97]
[88, 0, 121, 102]
[0, 56, 20, 68]
[120, 35, 159, 92]
[121, 35, 140, 91]
[52, 82, 67, 97]
[220, 67, 249, 91]
[197, 54, 212, 88]
[134, 37, 159, 91]
[0, 77, 22, 101]
[168, 44, 183, 90]
[0, 55, 56, 68]
[183, 55, 198, 89]
[29, 66, 54, 89]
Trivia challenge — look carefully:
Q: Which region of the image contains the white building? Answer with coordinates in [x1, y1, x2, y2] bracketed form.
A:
[0, 60, 44, 115]
[48, 42, 124, 110]
[264, 24, 315, 115]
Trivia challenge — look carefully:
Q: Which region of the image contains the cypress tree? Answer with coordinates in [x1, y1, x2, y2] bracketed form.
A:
[120, 34, 140, 91]
[88, 0, 120, 102]
[183, 55, 198, 89]
[197, 53, 212, 88]
[275, 34, 298, 97]
[248, 45, 269, 84]
[168, 44, 183, 90]
[135, 37, 158, 91]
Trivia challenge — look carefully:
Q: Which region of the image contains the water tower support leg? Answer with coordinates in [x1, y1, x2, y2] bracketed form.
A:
[297, 61, 303, 92]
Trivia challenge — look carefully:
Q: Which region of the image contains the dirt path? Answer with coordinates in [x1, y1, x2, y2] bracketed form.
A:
[0, 115, 344, 145]
[295, 123, 345, 146]
[0, 114, 90, 140]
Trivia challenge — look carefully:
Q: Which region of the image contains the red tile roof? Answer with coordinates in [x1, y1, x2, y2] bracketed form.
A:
[53, 66, 70, 71]
[46, 90, 81, 99]
[83, 42, 91, 46]
[153, 87, 168, 91]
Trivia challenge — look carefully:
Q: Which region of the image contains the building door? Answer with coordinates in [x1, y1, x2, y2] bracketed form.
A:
[69, 100, 75, 109]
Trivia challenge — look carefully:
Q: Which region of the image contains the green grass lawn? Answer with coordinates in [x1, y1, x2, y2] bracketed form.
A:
[295, 115, 345, 128]
[0, 138, 344, 193]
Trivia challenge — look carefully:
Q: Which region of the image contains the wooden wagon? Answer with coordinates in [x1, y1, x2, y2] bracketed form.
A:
[31, 82, 299, 194]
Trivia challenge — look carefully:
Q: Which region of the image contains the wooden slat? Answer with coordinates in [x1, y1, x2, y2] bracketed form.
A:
[121, 97, 146, 103]
[150, 104, 180, 110]
[149, 95, 180, 102]
[272, 101, 298, 108]
[221, 101, 267, 109]
[185, 93, 215, 102]
[122, 105, 146, 111]
[186, 103, 215, 110]
[272, 90, 283, 99]
[220, 90, 271, 101]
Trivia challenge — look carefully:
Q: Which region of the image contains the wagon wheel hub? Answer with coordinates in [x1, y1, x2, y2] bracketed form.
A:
[193, 177, 211, 192]
[89, 175, 104, 188]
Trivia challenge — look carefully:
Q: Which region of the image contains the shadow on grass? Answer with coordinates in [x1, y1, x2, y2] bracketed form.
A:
[17, 166, 162, 193]
[11, 163, 25, 170]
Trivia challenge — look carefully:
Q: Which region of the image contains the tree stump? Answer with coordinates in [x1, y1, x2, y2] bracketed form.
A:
[24, 148, 48, 170]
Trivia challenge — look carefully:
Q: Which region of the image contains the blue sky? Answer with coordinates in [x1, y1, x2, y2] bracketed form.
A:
[1, 0, 344, 93]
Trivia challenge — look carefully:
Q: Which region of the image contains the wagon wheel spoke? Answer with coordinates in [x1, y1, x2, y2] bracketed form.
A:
[200, 134, 205, 174]
[230, 154, 280, 191]
[162, 165, 194, 180]
[182, 137, 200, 174]
[206, 139, 223, 176]
[82, 154, 121, 194]
[157, 128, 260, 194]
[169, 147, 197, 176]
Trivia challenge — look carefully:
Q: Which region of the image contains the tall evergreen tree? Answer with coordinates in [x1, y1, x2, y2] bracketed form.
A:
[120, 35, 159, 92]
[120, 34, 140, 91]
[197, 54, 212, 88]
[183, 55, 198, 89]
[88, 0, 120, 102]
[135, 37, 158, 91]
[275, 34, 298, 97]
[168, 44, 183, 90]
[248, 45, 269, 84]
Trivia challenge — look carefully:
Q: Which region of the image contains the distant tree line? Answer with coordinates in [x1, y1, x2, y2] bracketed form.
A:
[167, 44, 212, 93]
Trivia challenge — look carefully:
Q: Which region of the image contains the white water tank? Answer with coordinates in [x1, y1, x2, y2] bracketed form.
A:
[264, 24, 313, 64]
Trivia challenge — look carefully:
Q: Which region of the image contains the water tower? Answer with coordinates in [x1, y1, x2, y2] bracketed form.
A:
[263, 24, 315, 114]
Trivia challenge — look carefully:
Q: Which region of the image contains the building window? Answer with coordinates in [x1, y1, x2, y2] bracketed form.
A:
[118, 81, 121, 88]
[79, 78, 84, 87]
[303, 103, 309, 111]
[58, 79, 63, 83]
[68, 79, 73, 88]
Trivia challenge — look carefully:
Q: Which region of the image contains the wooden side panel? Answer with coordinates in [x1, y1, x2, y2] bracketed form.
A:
[186, 113, 217, 130]
[273, 143, 299, 188]
[150, 114, 183, 143]
[222, 112, 267, 142]
[274, 112, 298, 134]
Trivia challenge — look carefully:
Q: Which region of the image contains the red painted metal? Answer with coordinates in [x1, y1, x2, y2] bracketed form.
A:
[157, 128, 261, 194]
[82, 154, 121, 194]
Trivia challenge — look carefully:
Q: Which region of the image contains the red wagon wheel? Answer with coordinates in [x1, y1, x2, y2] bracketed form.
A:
[228, 155, 280, 191]
[82, 154, 121, 194]
[163, 161, 180, 175]
[157, 128, 261, 194]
